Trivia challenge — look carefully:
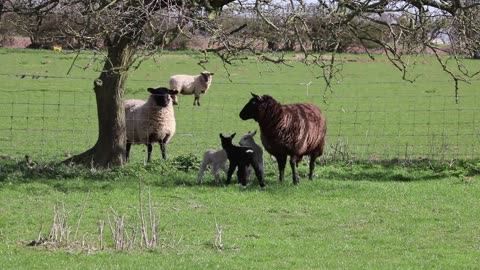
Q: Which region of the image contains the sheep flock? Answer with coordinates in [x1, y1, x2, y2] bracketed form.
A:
[125, 72, 327, 188]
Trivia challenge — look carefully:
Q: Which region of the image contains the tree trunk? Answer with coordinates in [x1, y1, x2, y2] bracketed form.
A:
[64, 40, 135, 168]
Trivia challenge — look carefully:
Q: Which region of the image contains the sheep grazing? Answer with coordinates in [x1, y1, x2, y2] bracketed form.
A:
[219, 133, 265, 189]
[239, 93, 327, 185]
[169, 71, 214, 106]
[238, 130, 264, 180]
[124, 87, 179, 162]
[197, 149, 228, 185]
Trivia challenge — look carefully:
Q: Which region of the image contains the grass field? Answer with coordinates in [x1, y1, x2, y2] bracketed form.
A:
[0, 160, 479, 269]
[0, 48, 479, 162]
[0, 48, 480, 269]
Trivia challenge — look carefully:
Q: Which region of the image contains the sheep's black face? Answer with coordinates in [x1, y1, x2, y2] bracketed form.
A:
[201, 71, 214, 83]
[148, 87, 179, 107]
[239, 93, 261, 121]
[219, 133, 235, 148]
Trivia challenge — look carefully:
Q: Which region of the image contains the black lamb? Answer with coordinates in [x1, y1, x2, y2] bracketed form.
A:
[219, 133, 265, 189]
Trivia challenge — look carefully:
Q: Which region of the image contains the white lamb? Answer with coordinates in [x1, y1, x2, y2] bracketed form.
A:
[125, 87, 179, 162]
[169, 71, 214, 106]
[197, 149, 228, 184]
[239, 130, 264, 180]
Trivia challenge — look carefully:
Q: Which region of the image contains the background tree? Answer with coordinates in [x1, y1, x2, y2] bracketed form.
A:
[2, 0, 479, 167]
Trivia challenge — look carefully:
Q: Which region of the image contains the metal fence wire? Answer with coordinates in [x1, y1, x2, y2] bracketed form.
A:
[0, 74, 479, 163]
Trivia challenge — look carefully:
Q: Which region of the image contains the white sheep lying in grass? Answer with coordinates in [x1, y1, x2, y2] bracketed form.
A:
[125, 87, 179, 162]
[239, 130, 264, 181]
[197, 149, 228, 184]
[169, 71, 214, 106]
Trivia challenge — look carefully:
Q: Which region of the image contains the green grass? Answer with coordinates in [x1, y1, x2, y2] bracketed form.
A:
[0, 48, 479, 162]
[0, 48, 480, 269]
[0, 158, 479, 269]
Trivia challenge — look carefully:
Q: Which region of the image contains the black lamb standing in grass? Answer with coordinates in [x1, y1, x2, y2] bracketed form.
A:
[219, 133, 265, 189]
[239, 93, 327, 185]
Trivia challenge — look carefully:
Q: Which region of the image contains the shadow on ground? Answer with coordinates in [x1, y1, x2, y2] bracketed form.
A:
[1, 158, 478, 193]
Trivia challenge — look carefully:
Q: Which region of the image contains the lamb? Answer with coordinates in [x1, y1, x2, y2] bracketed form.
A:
[219, 133, 265, 189]
[197, 149, 228, 185]
[238, 130, 264, 180]
[239, 93, 327, 185]
[125, 86, 179, 162]
[169, 71, 214, 106]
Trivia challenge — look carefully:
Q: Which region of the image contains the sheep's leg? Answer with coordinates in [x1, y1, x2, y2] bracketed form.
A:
[226, 163, 237, 184]
[172, 94, 178, 105]
[159, 143, 166, 160]
[126, 142, 132, 162]
[290, 155, 300, 185]
[308, 155, 317, 180]
[160, 135, 171, 160]
[276, 155, 287, 182]
[251, 161, 265, 188]
[197, 160, 208, 184]
[222, 163, 228, 175]
[147, 143, 153, 162]
[194, 96, 200, 106]
[237, 165, 248, 188]
[212, 164, 222, 184]
[246, 165, 252, 181]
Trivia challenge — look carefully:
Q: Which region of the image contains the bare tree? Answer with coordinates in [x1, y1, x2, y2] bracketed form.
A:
[3, 0, 236, 167]
[2, 0, 479, 167]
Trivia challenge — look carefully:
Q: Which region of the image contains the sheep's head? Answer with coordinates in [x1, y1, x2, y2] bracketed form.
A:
[239, 93, 264, 121]
[219, 133, 235, 148]
[239, 130, 257, 146]
[201, 71, 214, 83]
[147, 87, 179, 107]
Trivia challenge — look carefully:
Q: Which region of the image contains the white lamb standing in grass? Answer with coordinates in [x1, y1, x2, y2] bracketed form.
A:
[197, 149, 228, 184]
[239, 130, 264, 181]
[169, 71, 214, 106]
[125, 87, 179, 162]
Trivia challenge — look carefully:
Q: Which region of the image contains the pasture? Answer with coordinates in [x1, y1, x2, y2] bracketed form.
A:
[0, 48, 479, 162]
[0, 48, 479, 269]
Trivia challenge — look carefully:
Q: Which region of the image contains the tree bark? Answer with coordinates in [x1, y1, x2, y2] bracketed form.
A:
[64, 39, 135, 168]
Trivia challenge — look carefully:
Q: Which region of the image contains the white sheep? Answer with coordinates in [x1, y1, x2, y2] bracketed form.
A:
[169, 71, 214, 106]
[239, 130, 264, 181]
[125, 87, 179, 162]
[197, 149, 228, 184]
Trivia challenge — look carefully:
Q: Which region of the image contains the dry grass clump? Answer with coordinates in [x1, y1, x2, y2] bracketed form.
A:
[26, 179, 170, 253]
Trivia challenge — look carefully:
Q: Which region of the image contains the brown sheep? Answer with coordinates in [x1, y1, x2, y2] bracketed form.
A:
[239, 93, 327, 185]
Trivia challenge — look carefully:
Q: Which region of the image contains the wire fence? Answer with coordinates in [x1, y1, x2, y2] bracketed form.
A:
[0, 73, 479, 163]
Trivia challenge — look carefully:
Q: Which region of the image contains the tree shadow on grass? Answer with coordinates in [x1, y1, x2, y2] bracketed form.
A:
[1, 158, 477, 193]
[314, 159, 476, 182]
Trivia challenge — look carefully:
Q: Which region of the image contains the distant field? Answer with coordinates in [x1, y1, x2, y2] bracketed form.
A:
[1, 48, 480, 269]
[0, 48, 479, 163]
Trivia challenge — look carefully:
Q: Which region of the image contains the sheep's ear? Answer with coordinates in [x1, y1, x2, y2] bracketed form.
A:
[219, 133, 224, 139]
[251, 93, 262, 101]
[231, 132, 236, 138]
[251, 130, 257, 136]
[147, 88, 154, 93]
